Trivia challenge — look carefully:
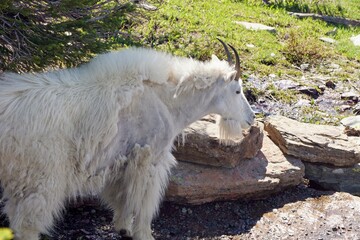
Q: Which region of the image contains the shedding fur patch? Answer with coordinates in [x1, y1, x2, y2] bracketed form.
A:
[218, 116, 243, 145]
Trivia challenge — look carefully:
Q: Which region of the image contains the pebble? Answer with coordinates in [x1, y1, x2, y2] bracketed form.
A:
[182, 207, 187, 214]
[300, 64, 310, 70]
[325, 80, 336, 89]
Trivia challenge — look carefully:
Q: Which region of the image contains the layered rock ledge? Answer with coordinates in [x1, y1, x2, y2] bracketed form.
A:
[167, 116, 304, 204]
[264, 115, 360, 167]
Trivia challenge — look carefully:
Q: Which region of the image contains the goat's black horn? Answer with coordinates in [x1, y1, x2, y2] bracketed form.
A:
[228, 44, 241, 81]
[217, 38, 233, 66]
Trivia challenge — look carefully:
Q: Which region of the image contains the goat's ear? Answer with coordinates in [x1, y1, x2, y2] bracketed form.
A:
[225, 70, 237, 82]
[211, 54, 220, 62]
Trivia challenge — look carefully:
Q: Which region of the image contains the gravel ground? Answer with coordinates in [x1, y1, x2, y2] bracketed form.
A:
[0, 184, 347, 240]
[1, 183, 360, 240]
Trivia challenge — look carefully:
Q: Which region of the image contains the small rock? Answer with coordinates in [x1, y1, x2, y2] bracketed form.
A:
[329, 63, 340, 69]
[339, 105, 352, 112]
[350, 34, 360, 46]
[325, 27, 337, 36]
[341, 92, 359, 103]
[234, 21, 276, 33]
[294, 99, 311, 107]
[341, 116, 360, 136]
[300, 64, 310, 70]
[246, 44, 255, 48]
[298, 86, 322, 99]
[80, 229, 91, 235]
[325, 80, 336, 89]
[273, 79, 299, 90]
[269, 73, 276, 78]
[320, 37, 337, 44]
[340, 116, 360, 129]
[353, 103, 360, 115]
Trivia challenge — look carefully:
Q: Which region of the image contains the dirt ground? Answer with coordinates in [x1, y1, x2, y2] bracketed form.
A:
[1, 184, 353, 240]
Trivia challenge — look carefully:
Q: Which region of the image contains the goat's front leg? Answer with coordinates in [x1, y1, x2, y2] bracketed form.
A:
[132, 152, 177, 240]
[102, 144, 174, 240]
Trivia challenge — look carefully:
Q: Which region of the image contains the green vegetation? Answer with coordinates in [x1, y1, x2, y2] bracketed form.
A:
[1, 0, 359, 75]
[0, 0, 137, 72]
[0, 228, 13, 240]
[1, 0, 359, 124]
[134, 0, 359, 76]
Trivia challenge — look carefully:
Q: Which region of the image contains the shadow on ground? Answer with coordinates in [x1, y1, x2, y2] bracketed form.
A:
[0, 184, 333, 240]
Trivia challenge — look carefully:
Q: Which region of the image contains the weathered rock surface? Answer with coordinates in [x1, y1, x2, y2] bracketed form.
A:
[250, 192, 360, 239]
[265, 115, 360, 167]
[304, 162, 360, 195]
[351, 34, 360, 46]
[341, 115, 360, 136]
[173, 116, 263, 168]
[234, 21, 276, 33]
[167, 135, 304, 204]
[320, 36, 337, 44]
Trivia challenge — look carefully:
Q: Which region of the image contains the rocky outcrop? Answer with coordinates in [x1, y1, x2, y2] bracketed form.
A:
[264, 115, 360, 167]
[167, 130, 304, 204]
[250, 192, 360, 239]
[265, 115, 360, 196]
[173, 116, 263, 168]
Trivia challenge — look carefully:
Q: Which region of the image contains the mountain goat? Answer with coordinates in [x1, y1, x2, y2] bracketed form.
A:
[0, 39, 255, 240]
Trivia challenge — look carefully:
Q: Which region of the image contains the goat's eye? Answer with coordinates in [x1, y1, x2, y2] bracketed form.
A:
[236, 90, 241, 94]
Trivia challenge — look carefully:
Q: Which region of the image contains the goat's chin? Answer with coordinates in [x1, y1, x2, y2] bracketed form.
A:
[218, 117, 243, 145]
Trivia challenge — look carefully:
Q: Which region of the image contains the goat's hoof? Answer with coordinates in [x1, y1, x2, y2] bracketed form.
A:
[119, 229, 133, 240]
[121, 236, 133, 240]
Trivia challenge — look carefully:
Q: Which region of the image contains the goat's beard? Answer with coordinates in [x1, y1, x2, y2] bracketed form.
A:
[218, 117, 243, 145]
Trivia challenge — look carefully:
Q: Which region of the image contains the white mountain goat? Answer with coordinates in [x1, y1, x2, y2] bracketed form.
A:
[0, 39, 255, 240]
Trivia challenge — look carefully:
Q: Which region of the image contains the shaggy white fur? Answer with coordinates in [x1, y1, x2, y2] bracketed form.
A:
[0, 47, 255, 240]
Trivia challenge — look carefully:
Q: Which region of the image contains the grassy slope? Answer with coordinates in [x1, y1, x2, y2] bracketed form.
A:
[131, 0, 360, 124]
[135, 0, 360, 78]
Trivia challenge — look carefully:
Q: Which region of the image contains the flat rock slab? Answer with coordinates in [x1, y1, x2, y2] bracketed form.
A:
[173, 116, 263, 168]
[249, 192, 360, 239]
[167, 135, 304, 204]
[265, 115, 360, 167]
[234, 21, 276, 33]
[304, 162, 360, 195]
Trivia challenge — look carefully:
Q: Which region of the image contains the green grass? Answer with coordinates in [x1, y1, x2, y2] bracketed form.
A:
[134, 0, 360, 78]
[131, 0, 360, 125]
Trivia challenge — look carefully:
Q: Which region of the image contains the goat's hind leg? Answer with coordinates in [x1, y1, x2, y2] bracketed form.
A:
[4, 185, 66, 240]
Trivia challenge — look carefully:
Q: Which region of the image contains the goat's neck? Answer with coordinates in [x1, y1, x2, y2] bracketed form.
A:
[157, 84, 217, 135]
